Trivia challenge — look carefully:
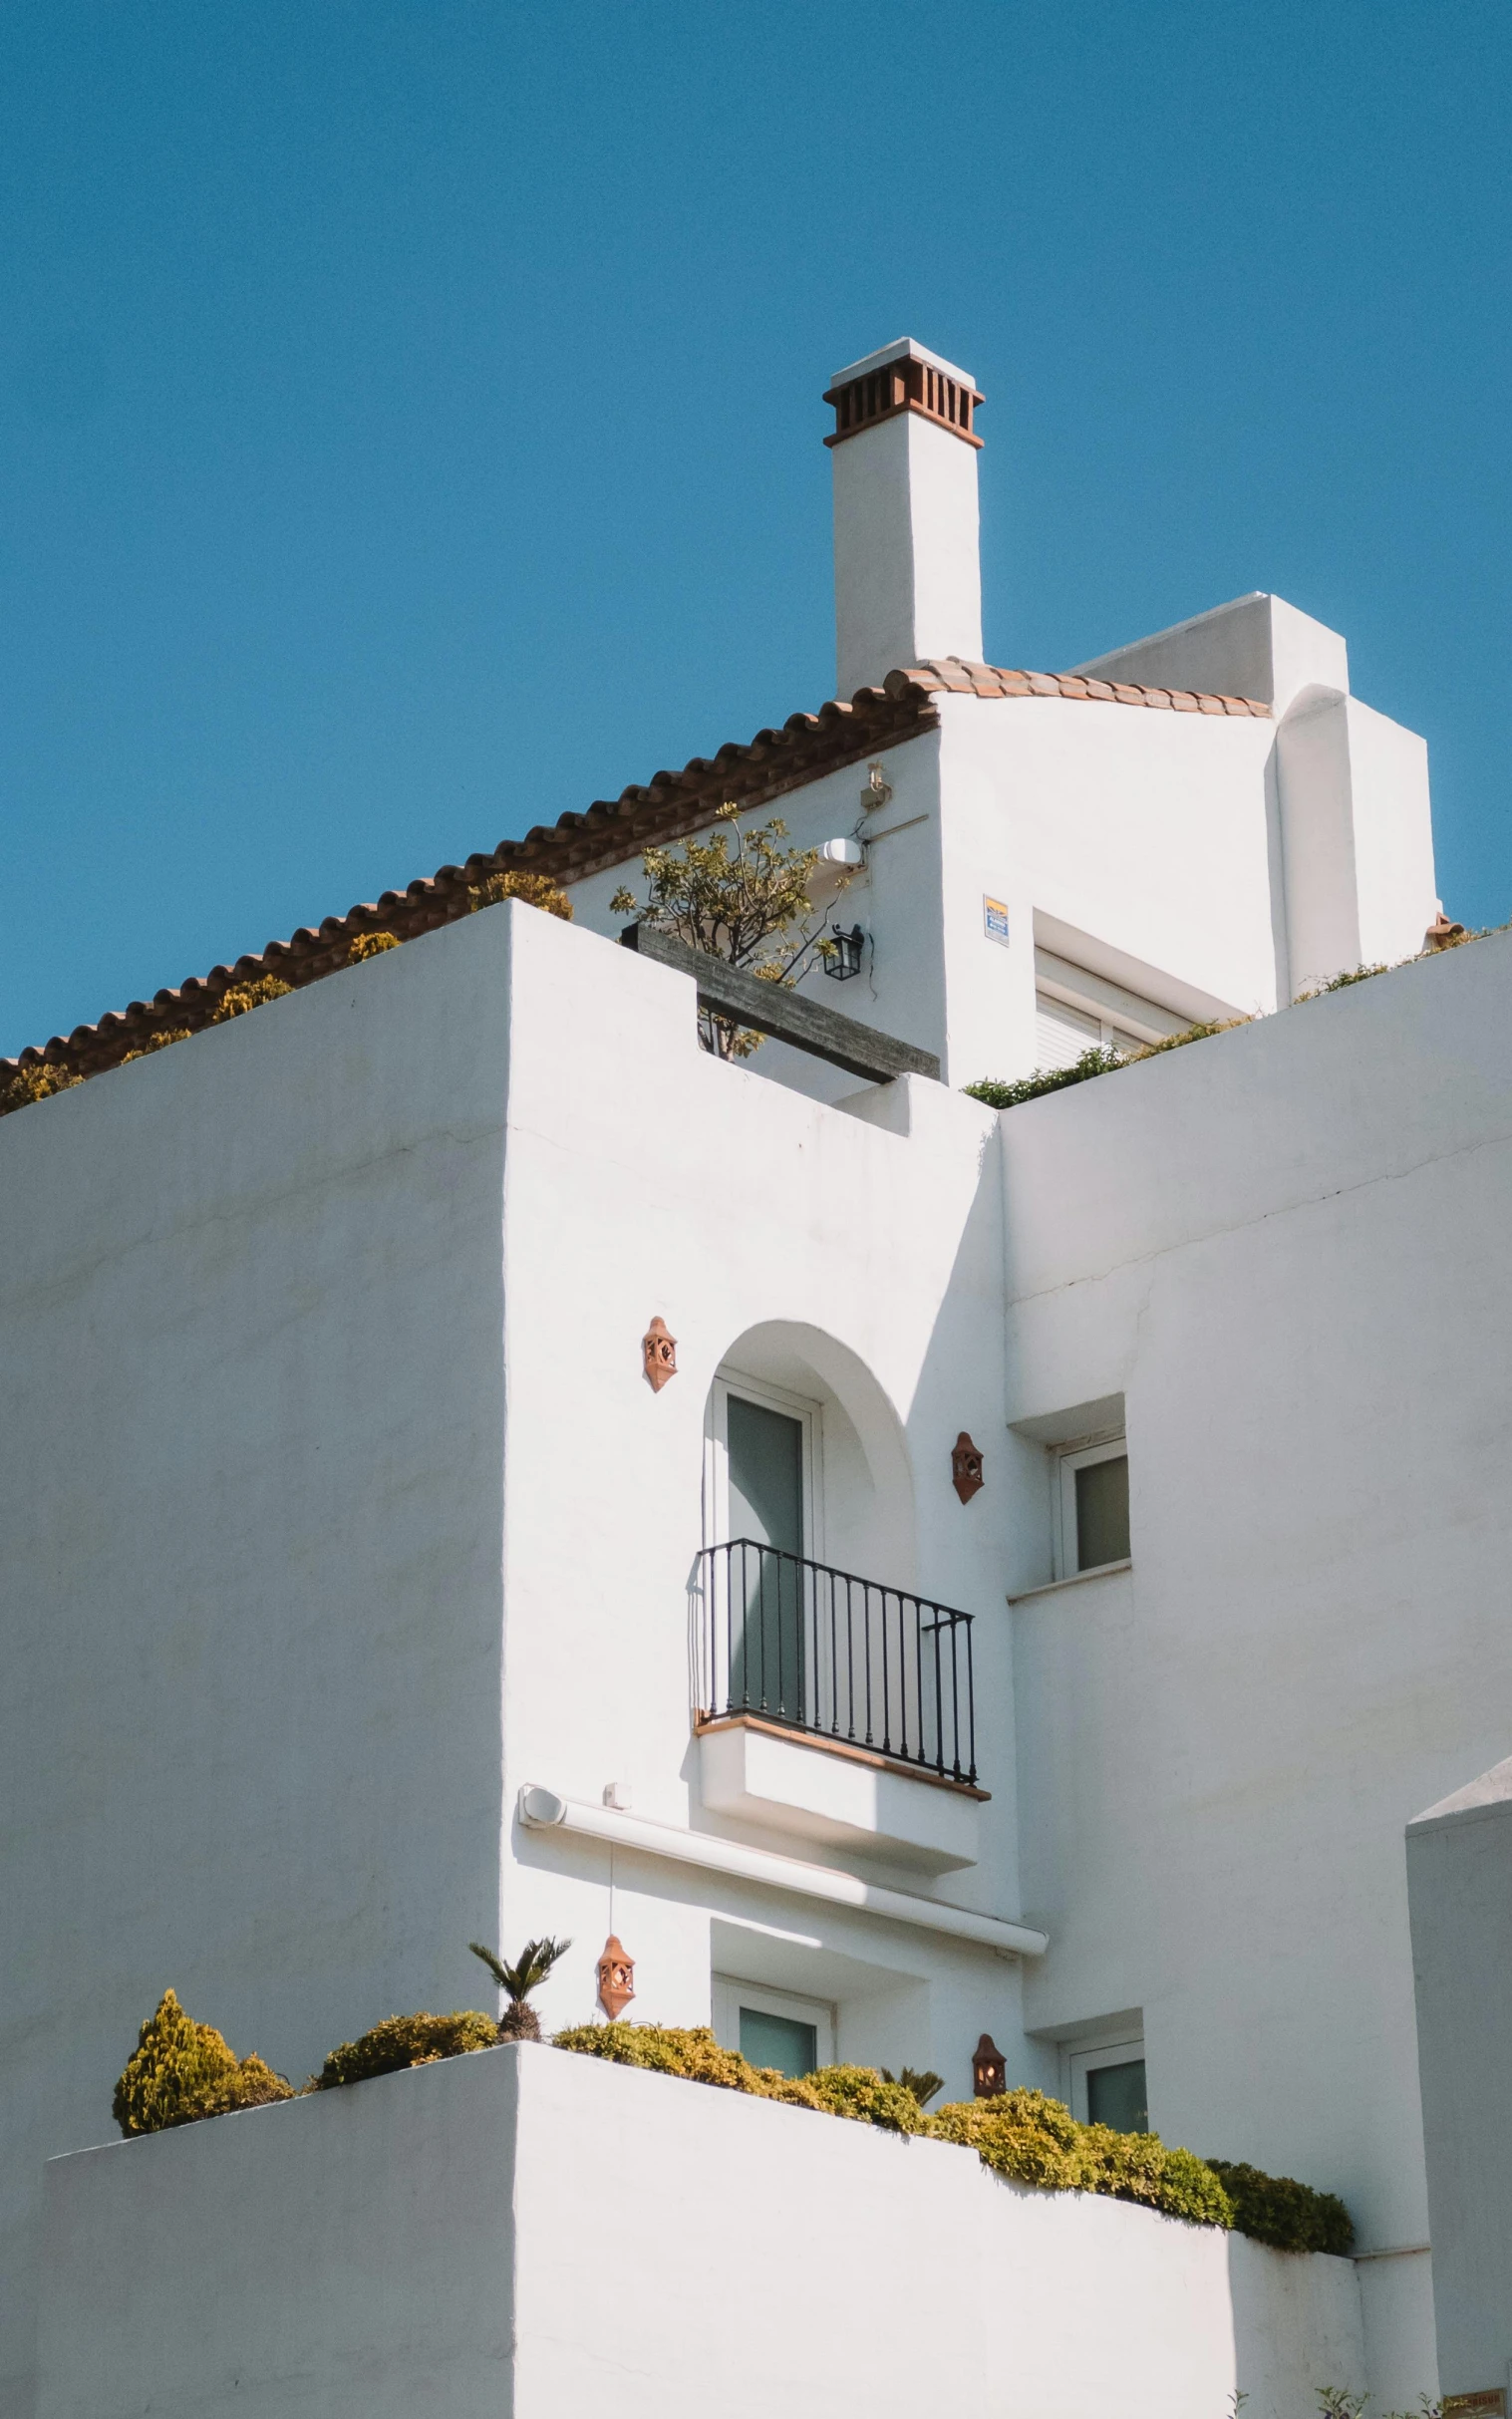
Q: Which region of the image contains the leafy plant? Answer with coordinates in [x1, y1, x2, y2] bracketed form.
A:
[610, 802, 850, 1059]
[554, 2028, 1241, 2229]
[1206, 2158, 1353, 2255]
[1315, 2391, 1368, 2419]
[469, 1936, 572, 2042]
[802, 2066, 928, 2132]
[312, 2009, 499, 2089]
[120, 1028, 192, 1063]
[467, 868, 573, 921]
[881, 2065, 944, 2108]
[113, 1988, 293, 2136]
[966, 1019, 1247, 1113]
[966, 1046, 1129, 1110]
[0, 1058, 84, 1114]
[1295, 964, 1388, 1001]
[347, 931, 399, 961]
[210, 975, 294, 1020]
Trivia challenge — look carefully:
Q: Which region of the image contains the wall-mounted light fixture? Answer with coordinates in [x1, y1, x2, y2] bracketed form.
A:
[952, 1433, 985, 1503]
[823, 924, 865, 982]
[642, 1317, 677, 1391]
[862, 762, 893, 812]
[972, 2033, 1007, 2098]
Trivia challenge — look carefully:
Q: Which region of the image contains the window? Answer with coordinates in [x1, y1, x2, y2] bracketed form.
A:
[1056, 1436, 1130, 1576]
[1067, 2033, 1148, 2133]
[712, 1977, 834, 2078]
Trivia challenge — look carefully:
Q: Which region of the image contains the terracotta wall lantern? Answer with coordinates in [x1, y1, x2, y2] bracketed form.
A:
[597, 1935, 636, 2019]
[952, 1432, 985, 1503]
[642, 1317, 677, 1391]
[972, 2033, 1007, 2098]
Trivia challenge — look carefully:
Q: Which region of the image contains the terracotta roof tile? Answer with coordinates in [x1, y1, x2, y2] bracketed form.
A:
[2, 660, 1269, 1088]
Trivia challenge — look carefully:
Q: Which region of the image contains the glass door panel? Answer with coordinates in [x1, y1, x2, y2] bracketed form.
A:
[726, 1393, 805, 1722]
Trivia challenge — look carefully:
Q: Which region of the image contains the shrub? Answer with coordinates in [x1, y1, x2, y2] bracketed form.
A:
[555, 2021, 763, 2092]
[210, 975, 294, 1020]
[1086, 2126, 1234, 2227]
[312, 2008, 499, 2089]
[1206, 2159, 1354, 2255]
[802, 2065, 928, 2133]
[120, 1029, 192, 1064]
[1294, 965, 1389, 1001]
[348, 931, 399, 961]
[467, 869, 573, 921]
[928, 2088, 1098, 2193]
[1, 1059, 84, 1114]
[553, 2024, 922, 2130]
[965, 1019, 1248, 1113]
[113, 1989, 293, 2136]
[965, 1048, 1128, 1110]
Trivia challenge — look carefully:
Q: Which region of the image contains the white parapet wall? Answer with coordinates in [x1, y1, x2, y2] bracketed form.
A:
[38, 2040, 1363, 2419]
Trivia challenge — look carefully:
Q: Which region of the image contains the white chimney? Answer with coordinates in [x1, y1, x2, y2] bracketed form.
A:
[825, 338, 985, 698]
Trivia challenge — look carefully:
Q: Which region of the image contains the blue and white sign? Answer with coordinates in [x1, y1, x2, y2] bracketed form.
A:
[983, 896, 1012, 947]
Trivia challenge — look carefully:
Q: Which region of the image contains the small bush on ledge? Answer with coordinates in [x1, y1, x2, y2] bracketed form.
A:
[1205, 2159, 1354, 2255]
[113, 1990, 293, 2136]
[311, 2009, 500, 2090]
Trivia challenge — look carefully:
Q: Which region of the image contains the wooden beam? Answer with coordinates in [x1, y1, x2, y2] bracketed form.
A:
[618, 924, 940, 1084]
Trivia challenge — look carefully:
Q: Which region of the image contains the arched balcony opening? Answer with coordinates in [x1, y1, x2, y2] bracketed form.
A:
[693, 1325, 983, 1871]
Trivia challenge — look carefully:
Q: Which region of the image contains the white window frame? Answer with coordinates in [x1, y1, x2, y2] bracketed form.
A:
[712, 1975, 835, 2071]
[704, 1367, 823, 1563]
[1054, 1433, 1129, 1580]
[1066, 2030, 1147, 2126]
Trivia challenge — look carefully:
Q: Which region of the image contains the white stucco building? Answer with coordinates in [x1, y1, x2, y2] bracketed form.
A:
[2, 336, 1504, 2418]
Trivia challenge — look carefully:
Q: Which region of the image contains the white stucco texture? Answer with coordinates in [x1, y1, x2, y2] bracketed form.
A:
[1407, 1759, 1512, 2398]
[36, 2043, 1364, 2419]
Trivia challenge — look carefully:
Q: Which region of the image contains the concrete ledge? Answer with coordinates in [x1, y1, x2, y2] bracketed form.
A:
[38, 2042, 1364, 2419]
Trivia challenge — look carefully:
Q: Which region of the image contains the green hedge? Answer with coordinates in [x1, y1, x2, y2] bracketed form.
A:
[311, 2009, 500, 2090]
[112, 1999, 1356, 2256]
[1204, 2159, 1354, 2255]
[556, 2027, 1237, 2232]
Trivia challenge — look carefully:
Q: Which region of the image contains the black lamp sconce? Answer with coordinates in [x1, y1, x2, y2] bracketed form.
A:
[823, 923, 865, 982]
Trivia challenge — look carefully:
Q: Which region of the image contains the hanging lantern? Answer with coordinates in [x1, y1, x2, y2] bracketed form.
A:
[597, 1935, 636, 2019]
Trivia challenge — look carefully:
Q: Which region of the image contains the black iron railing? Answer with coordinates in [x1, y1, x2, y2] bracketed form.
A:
[694, 1539, 977, 1786]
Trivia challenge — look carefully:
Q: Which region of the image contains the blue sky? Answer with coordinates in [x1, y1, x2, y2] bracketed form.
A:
[2, 0, 1509, 1058]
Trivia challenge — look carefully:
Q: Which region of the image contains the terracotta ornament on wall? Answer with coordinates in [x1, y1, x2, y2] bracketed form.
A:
[642, 1317, 678, 1391]
[952, 1432, 985, 1504]
[972, 2033, 1007, 2098]
[597, 1935, 636, 2019]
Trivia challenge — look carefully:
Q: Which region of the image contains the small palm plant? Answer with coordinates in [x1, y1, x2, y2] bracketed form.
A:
[469, 1937, 572, 2042]
[880, 2066, 944, 2109]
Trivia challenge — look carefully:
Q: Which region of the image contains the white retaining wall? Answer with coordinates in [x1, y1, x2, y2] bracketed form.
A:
[37, 2041, 1363, 2419]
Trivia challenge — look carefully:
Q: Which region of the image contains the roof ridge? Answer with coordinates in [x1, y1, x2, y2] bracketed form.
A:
[1, 663, 1268, 1084]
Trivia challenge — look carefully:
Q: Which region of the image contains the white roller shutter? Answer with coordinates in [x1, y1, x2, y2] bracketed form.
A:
[1034, 994, 1102, 1070]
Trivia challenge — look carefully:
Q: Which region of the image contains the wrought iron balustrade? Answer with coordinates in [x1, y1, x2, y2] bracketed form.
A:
[694, 1539, 977, 1786]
